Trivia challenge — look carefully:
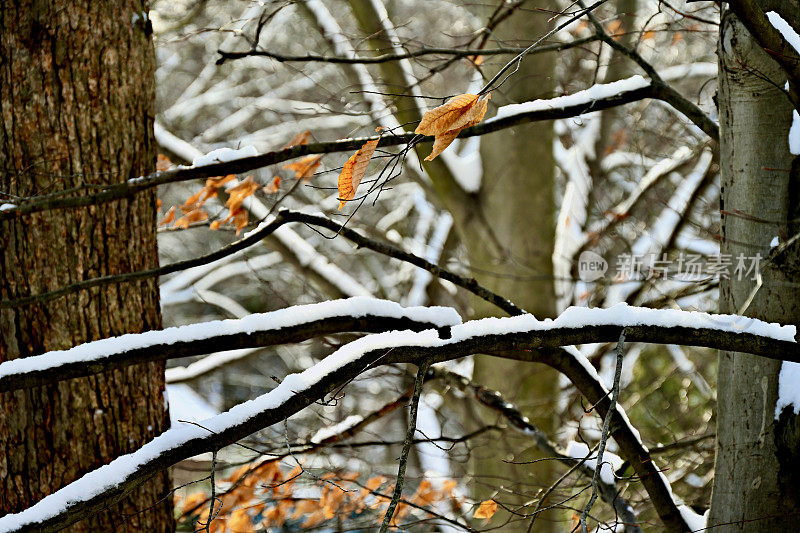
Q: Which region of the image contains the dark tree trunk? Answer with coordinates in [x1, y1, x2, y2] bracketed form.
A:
[0, 1, 173, 530]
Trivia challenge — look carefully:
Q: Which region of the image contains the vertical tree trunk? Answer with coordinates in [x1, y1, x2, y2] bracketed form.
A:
[467, 6, 559, 531]
[710, 10, 800, 531]
[0, 1, 173, 530]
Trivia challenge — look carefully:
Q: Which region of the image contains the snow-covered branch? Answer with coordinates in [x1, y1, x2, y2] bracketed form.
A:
[0, 298, 461, 393]
[6, 303, 779, 532]
[0, 80, 661, 221]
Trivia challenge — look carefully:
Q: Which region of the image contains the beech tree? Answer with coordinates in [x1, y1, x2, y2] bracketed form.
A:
[1, 1, 800, 532]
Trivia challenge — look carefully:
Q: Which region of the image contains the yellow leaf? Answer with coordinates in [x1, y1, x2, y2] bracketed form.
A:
[415, 93, 479, 136]
[473, 499, 498, 519]
[337, 139, 379, 210]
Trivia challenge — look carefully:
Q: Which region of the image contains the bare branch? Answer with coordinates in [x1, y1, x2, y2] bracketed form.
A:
[216, 37, 600, 65]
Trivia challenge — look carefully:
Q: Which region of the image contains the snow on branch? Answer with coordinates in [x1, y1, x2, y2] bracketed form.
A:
[0, 297, 461, 393]
[0, 82, 663, 221]
[5, 302, 780, 532]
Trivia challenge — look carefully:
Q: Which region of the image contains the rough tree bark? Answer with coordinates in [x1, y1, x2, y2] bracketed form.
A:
[710, 9, 800, 531]
[0, 1, 173, 530]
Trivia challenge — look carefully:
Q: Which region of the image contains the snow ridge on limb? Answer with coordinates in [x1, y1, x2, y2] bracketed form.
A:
[0, 298, 461, 393]
[1, 304, 796, 531]
[0, 80, 664, 221]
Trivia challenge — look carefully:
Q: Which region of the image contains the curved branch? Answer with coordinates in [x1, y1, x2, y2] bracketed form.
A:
[7, 308, 774, 531]
[0, 83, 661, 221]
[0, 298, 461, 393]
[1, 210, 523, 316]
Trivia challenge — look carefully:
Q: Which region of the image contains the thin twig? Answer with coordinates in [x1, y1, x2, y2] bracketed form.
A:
[379, 358, 431, 532]
[580, 328, 626, 533]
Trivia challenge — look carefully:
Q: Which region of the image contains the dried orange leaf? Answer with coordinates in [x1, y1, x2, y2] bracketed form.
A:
[206, 174, 236, 189]
[337, 139, 379, 210]
[226, 176, 259, 213]
[282, 131, 312, 149]
[424, 128, 462, 162]
[415, 93, 479, 136]
[158, 205, 176, 226]
[181, 492, 206, 515]
[173, 208, 207, 229]
[283, 154, 322, 180]
[422, 95, 489, 161]
[228, 509, 254, 532]
[264, 175, 281, 194]
[233, 208, 248, 235]
[156, 153, 173, 171]
[473, 499, 498, 519]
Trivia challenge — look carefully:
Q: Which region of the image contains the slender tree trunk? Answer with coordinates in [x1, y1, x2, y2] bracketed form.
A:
[467, 5, 559, 531]
[0, 2, 173, 530]
[709, 10, 800, 531]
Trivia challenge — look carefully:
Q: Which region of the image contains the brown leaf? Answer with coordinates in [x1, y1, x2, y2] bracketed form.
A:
[264, 175, 281, 194]
[423, 95, 489, 161]
[283, 154, 322, 180]
[156, 153, 173, 171]
[415, 93, 479, 136]
[173, 208, 207, 229]
[337, 139, 379, 210]
[226, 176, 259, 213]
[158, 205, 176, 226]
[282, 130, 312, 149]
[473, 499, 498, 519]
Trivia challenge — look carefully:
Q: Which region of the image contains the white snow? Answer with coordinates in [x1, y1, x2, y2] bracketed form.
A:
[565, 441, 624, 485]
[191, 145, 259, 167]
[3, 302, 773, 530]
[166, 384, 219, 424]
[0, 203, 15, 212]
[490, 76, 649, 122]
[165, 348, 260, 383]
[0, 298, 462, 382]
[776, 361, 800, 418]
[766, 12, 800, 155]
[309, 414, 363, 443]
[678, 506, 709, 532]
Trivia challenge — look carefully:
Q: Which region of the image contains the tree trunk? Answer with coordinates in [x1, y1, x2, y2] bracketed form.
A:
[709, 10, 800, 531]
[467, 6, 559, 531]
[0, 2, 173, 530]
